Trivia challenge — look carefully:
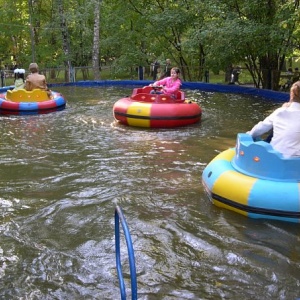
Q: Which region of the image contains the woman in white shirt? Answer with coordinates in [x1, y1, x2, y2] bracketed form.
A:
[247, 81, 300, 157]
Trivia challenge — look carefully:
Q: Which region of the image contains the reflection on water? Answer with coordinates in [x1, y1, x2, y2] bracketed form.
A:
[0, 86, 299, 299]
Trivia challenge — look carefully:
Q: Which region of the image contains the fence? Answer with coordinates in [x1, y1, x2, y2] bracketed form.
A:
[1, 65, 296, 89]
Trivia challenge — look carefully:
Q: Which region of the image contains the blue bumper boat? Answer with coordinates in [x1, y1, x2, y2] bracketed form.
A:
[202, 133, 300, 223]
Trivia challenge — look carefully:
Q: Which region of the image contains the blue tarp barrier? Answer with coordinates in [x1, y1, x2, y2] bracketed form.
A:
[0, 80, 289, 103]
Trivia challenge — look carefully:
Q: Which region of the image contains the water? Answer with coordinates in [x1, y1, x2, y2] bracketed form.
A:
[0, 86, 300, 300]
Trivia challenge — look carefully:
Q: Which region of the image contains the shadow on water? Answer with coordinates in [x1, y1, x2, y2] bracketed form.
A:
[0, 85, 300, 299]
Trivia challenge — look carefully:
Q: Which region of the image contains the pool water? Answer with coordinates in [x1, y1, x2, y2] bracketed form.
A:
[0, 86, 299, 299]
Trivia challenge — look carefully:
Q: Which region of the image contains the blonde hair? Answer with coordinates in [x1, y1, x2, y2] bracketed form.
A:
[29, 63, 38, 73]
[290, 81, 300, 103]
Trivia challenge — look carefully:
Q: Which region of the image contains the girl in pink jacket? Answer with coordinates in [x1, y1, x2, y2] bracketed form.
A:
[151, 67, 182, 98]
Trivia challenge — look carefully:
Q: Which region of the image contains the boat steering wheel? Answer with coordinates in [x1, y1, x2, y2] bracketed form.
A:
[151, 85, 163, 91]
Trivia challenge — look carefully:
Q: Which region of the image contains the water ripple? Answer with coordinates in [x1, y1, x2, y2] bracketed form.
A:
[0, 86, 299, 299]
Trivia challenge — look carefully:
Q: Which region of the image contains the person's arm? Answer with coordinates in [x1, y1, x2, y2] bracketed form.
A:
[43, 76, 48, 90]
[246, 111, 276, 138]
[24, 77, 31, 91]
[152, 78, 167, 86]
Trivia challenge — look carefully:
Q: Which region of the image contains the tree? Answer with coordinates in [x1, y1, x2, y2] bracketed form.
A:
[0, 0, 299, 89]
[56, 0, 72, 82]
[196, 0, 300, 89]
[92, 0, 101, 80]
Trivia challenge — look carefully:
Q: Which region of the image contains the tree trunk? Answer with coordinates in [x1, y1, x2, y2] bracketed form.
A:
[259, 53, 281, 90]
[225, 64, 233, 83]
[92, 0, 101, 80]
[57, 0, 72, 82]
[28, 0, 36, 62]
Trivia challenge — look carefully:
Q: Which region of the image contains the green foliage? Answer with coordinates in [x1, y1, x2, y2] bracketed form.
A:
[0, 0, 299, 88]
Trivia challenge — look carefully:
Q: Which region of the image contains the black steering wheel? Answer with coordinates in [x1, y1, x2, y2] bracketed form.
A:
[151, 85, 163, 91]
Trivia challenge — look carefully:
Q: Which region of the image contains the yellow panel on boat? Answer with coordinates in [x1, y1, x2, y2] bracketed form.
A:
[6, 89, 50, 102]
[127, 102, 152, 127]
[212, 170, 257, 216]
[211, 148, 235, 163]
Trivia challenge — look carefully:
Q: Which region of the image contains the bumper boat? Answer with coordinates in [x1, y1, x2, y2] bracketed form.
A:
[113, 86, 202, 128]
[0, 88, 66, 115]
[202, 133, 300, 223]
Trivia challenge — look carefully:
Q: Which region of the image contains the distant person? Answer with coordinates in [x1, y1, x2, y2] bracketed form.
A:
[25, 63, 51, 96]
[13, 68, 25, 90]
[152, 59, 160, 81]
[0, 69, 5, 87]
[246, 81, 300, 157]
[230, 66, 241, 84]
[204, 70, 209, 83]
[159, 58, 172, 79]
[156, 67, 162, 80]
[280, 67, 294, 91]
[150, 67, 182, 98]
[292, 67, 299, 83]
[286, 67, 293, 75]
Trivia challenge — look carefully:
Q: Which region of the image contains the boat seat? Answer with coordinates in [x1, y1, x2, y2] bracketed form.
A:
[131, 86, 152, 96]
[232, 133, 300, 181]
[6, 89, 50, 102]
[176, 91, 185, 100]
[132, 86, 185, 101]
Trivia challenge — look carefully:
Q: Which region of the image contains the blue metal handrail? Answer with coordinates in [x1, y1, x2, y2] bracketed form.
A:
[115, 205, 137, 300]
